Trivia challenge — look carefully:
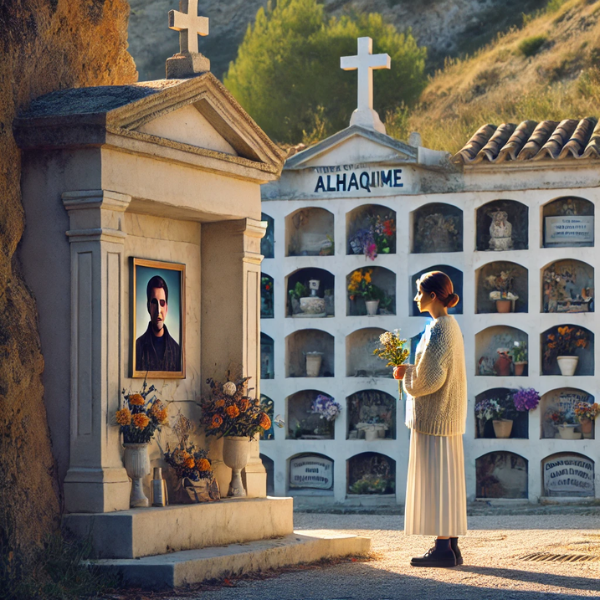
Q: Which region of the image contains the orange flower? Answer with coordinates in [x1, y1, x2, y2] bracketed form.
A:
[185, 457, 195, 469]
[548, 342, 557, 349]
[239, 398, 250, 412]
[215, 399, 225, 408]
[547, 334, 555, 341]
[259, 413, 271, 430]
[129, 394, 145, 406]
[576, 339, 587, 348]
[116, 408, 131, 426]
[210, 414, 223, 429]
[132, 413, 150, 429]
[226, 405, 240, 418]
[197, 458, 211, 472]
[156, 408, 168, 423]
[557, 326, 572, 337]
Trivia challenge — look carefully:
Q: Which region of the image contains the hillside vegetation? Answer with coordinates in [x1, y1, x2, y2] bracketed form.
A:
[401, 0, 600, 153]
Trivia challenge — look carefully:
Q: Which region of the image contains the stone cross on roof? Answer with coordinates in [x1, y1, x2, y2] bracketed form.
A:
[340, 37, 391, 134]
[166, 1, 210, 79]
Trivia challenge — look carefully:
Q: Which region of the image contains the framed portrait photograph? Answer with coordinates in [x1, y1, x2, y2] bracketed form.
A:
[131, 258, 186, 379]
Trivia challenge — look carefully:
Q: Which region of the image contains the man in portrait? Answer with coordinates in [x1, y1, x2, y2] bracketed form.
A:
[135, 275, 181, 372]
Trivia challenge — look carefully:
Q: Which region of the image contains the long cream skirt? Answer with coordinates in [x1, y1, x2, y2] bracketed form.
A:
[404, 429, 467, 536]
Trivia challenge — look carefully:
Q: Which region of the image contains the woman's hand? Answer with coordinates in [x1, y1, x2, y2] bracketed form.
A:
[393, 365, 409, 380]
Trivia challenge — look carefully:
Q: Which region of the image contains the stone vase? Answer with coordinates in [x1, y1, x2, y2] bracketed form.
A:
[558, 424, 581, 440]
[557, 356, 578, 376]
[306, 353, 323, 377]
[514, 361, 527, 376]
[496, 299, 511, 313]
[579, 418, 594, 439]
[492, 419, 513, 438]
[366, 299, 380, 316]
[123, 443, 151, 508]
[222, 436, 251, 497]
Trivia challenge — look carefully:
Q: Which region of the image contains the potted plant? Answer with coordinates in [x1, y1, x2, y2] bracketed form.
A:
[474, 398, 506, 438]
[544, 326, 590, 376]
[310, 393, 341, 437]
[574, 401, 600, 439]
[164, 413, 219, 503]
[116, 382, 169, 507]
[348, 213, 396, 261]
[512, 388, 540, 419]
[347, 268, 386, 316]
[510, 340, 528, 376]
[546, 408, 580, 439]
[199, 377, 273, 497]
[484, 268, 518, 313]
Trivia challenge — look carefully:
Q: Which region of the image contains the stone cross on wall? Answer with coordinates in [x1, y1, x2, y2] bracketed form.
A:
[340, 37, 391, 134]
[166, 1, 210, 78]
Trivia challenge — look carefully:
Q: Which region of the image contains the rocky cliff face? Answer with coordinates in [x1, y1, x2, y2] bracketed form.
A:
[0, 0, 136, 558]
[128, 0, 547, 81]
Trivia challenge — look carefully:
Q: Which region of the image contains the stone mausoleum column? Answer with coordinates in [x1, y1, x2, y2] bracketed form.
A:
[202, 218, 267, 497]
[62, 190, 132, 513]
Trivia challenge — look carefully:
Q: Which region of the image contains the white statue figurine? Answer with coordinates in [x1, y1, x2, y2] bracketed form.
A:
[489, 211, 513, 251]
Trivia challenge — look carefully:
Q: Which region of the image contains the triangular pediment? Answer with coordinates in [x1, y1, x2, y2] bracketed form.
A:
[285, 126, 417, 170]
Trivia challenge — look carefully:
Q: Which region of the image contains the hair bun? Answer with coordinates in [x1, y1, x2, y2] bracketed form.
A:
[446, 293, 459, 308]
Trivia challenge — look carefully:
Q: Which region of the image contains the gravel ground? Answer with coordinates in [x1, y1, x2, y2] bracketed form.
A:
[159, 513, 600, 600]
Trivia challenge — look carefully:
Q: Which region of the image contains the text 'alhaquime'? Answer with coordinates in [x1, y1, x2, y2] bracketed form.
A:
[314, 168, 403, 194]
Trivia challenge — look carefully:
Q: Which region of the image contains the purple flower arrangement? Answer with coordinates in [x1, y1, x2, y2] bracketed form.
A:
[311, 394, 342, 421]
[512, 388, 540, 412]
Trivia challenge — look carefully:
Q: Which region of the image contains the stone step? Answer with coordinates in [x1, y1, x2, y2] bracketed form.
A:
[64, 497, 293, 559]
[94, 530, 371, 589]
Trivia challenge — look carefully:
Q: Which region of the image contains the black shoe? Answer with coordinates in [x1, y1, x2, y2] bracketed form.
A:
[450, 537, 464, 566]
[411, 540, 457, 568]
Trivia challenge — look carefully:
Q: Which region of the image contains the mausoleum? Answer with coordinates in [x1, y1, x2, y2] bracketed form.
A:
[260, 38, 600, 507]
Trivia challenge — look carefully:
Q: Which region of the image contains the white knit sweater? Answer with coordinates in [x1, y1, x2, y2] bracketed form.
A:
[402, 315, 467, 436]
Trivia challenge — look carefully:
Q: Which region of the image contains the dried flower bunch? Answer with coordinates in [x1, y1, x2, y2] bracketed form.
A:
[544, 326, 589, 363]
[574, 402, 600, 422]
[310, 394, 341, 422]
[200, 377, 272, 438]
[512, 388, 540, 412]
[116, 381, 168, 444]
[164, 444, 212, 481]
[373, 330, 410, 367]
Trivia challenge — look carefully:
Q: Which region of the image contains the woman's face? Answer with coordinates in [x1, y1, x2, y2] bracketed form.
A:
[414, 284, 435, 313]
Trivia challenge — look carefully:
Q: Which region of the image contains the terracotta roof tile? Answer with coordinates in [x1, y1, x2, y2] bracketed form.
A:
[452, 117, 600, 164]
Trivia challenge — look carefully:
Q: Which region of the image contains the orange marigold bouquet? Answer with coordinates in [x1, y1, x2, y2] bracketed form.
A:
[116, 381, 168, 444]
[544, 326, 589, 366]
[200, 376, 272, 438]
[164, 414, 213, 481]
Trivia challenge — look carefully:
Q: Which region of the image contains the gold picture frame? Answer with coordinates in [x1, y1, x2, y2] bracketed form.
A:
[131, 258, 186, 379]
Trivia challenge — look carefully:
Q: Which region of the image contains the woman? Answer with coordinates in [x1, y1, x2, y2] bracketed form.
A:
[394, 271, 467, 568]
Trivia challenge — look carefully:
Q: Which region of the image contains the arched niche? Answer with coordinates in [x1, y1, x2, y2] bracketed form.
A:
[261, 273, 274, 319]
[260, 454, 275, 495]
[347, 267, 396, 316]
[541, 324, 594, 376]
[260, 333, 274, 380]
[261, 212, 275, 258]
[286, 207, 334, 257]
[542, 452, 595, 497]
[474, 388, 528, 439]
[286, 267, 334, 317]
[541, 259, 594, 313]
[476, 261, 528, 313]
[260, 394, 275, 440]
[286, 390, 337, 439]
[540, 388, 595, 440]
[476, 199, 528, 252]
[285, 329, 334, 377]
[347, 452, 395, 495]
[288, 452, 334, 492]
[411, 202, 463, 254]
[476, 452, 528, 499]
[542, 197, 594, 248]
[346, 204, 396, 257]
[476, 326, 528, 377]
[410, 265, 463, 316]
[347, 390, 396, 440]
[346, 328, 391, 377]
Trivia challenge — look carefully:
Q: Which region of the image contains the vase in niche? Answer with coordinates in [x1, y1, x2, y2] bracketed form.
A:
[494, 349, 512, 377]
[366, 300, 379, 316]
[557, 356, 578, 376]
[579, 418, 593, 439]
[222, 436, 250, 497]
[123, 443, 151, 507]
[493, 419, 513, 438]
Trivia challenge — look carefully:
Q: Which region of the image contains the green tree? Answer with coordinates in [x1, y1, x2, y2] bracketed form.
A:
[224, 0, 427, 143]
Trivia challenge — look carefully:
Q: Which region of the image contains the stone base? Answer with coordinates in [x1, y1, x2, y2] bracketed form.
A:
[94, 531, 371, 589]
[64, 467, 130, 514]
[166, 52, 210, 78]
[63, 496, 293, 558]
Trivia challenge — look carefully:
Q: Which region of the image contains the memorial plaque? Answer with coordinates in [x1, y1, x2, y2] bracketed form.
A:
[543, 455, 595, 497]
[544, 216, 594, 247]
[289, 455, 333, 489]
